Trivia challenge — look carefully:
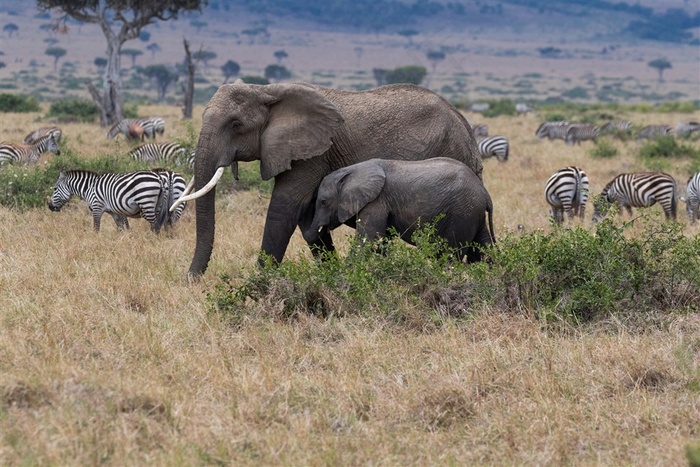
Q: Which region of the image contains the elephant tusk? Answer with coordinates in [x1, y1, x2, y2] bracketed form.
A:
[170, 166, 225, 212]
[181, 177, 196, 197]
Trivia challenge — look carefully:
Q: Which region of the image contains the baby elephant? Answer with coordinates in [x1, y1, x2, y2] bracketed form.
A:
[306, 157, 496, 262]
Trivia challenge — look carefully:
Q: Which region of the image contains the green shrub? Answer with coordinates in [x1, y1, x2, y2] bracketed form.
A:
[639, 136, 700, 159]
[481, 99, 516, 117]
[47, 97, 98, 123]
[589, 140, 618, 158]
[0, 93, 40, 112]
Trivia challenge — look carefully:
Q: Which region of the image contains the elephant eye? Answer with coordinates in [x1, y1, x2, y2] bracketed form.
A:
[320, 198, 327, 206]
[231, 120, 243, 132]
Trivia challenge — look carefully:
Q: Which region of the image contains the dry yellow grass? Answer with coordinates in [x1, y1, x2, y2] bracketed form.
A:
[1, 104, 699, 465]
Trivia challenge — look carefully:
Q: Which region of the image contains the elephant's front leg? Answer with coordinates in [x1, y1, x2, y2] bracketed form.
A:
[260, 190, 318, 265]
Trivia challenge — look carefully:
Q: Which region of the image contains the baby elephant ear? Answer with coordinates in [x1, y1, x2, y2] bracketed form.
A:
[337, 161, 386, 223]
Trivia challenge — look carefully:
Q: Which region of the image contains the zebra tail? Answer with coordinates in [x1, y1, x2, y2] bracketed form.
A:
[153, 179, 171, 233]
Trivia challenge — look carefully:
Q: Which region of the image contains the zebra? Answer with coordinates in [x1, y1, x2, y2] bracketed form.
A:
[592, 172, 677, 222]
[468, 103, 490, 113]
[23, 126, 63, 145]
[516, 103, 535, 115]
[152, 168, 188, 227]
[0, 133, 61, 166]
[48, 169, 175, 233]
[544, 166, 589, 224]
[535, 121, 569, 141]
[599, 120, 633, 136]
[675, 121, 700, 139]
[477, 135, 509, 162]
[129, 142, 193, 166]
[565, 123, 600, 145]
[680, 172, 700, 224]
[107, 117, 165, 140]
[471, 123, 488, 138]
[636, 124, 673, 140]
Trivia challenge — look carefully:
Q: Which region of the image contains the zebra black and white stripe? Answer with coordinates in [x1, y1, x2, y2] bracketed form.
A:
[107, 117, 165, 140]
[544, 166, 589, 224]
[477, 135, 509, 162]
[599, 120, 633, 136]
[636, 124, 673, 140]
[535, 121, 569, 141]
[152, 168, 188, 227]
[471, 123, 488, 138]
[23, 126, 63, 145]
[593, 172, 677, 222]
[48, 169, 175, 233]
[681, 172, 700, 224]
[0, 133, 61, 166]
[675, 121, 700, 139]
[566, 123, 600, 145]
[129, 142, 193, 166]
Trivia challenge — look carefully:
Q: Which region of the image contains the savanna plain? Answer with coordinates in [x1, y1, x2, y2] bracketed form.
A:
[1, 102, 699, 465]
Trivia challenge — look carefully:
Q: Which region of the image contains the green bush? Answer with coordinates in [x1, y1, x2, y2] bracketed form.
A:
[0, 93, 40, 112]
[46, 97, 98, 123]
[589, 140, 618, 158]
[481, 99, 516, 117]
[639, 136, 700, 159]
[208, 218, 699, 328]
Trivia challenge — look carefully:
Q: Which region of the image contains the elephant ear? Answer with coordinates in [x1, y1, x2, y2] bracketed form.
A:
[337, 161, 386, 223]
[260, 83, 344, 180]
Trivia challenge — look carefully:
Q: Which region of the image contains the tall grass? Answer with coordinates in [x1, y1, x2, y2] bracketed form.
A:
[0, 105, 699, 465]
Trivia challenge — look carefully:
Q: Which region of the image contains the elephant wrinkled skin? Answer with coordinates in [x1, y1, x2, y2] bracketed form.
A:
[181, 80, 483, 278]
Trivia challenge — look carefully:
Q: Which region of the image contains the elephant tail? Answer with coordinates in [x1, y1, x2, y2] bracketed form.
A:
[486, 193, 496, 246]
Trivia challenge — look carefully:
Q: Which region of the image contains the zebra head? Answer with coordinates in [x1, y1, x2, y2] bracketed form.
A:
[48, 171, 72, 212]
[591, 193, 614, 223]
[46, 133, 61, 156]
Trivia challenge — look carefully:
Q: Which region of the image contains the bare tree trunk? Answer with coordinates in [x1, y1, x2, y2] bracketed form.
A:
[86, 81, 109, 127]
[181, 38, 195, 120]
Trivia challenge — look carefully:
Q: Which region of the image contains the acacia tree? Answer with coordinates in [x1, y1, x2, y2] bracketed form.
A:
[648, 58, 672, 82]
[45, 46, 67, 70]
[36, 0, 206, 126]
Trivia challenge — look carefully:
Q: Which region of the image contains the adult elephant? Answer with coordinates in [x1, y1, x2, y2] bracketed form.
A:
[174, 80, 482, 279]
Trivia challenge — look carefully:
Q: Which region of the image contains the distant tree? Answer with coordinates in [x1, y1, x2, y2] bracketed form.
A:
[121, 48, 143, 67]
[37, 0, 206, 126]
[648, 58, 672, 82]
[385, 65, 427, 85]
[373, 68, 388, 86]
[0, 62, 5, 70]
[138, 30, 150, 42]
[146, 43, 161, 59]
[94, 57, 107, 70]
[426, 50, 445, 74]
[45, 46, 67, 70]
[3, 23, 19, 37]
[193, 50, 217, 67]
[264, 64, 291, 82]
[240, 75, 269, 85]
[538, 47, 563, 58]
[190, 19, 207, 33]
[398, 29, 418, 46]
[354, 46, 363, 67]
[181, 38, 196, 119]
[221, 59, 240, 84]
[273, 49, 288, 64]
[139, 64, 178, 102]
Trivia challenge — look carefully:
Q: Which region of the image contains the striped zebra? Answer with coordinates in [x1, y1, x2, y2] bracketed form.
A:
[477, 135, 509, 162]
[680, 172, 700, 224]
[129, 142, 193, 166]
[48, 169, 175, 233]
[471, 123, 488, 138]
[152, 168, 188, 227]
[599, 120, 633, 136]
[0, 133, 61, 166]
[593, 172, 677, 222]
[544, 166, 589, 224]
[675, 121, 700, 139]
[468, 103, 490, 113]
[636, 124, 673, 140]
[107, 117, 165, 140]
[565, 123, 600, 145]
[535, 121, 569, 141]
[23, 126, 63, 145]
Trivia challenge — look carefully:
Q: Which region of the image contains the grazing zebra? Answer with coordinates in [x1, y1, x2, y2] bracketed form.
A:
[535, 121, 569, 141]
[477, 135, 509, 162]
[129, 142, 192, 166]
[599, 120, 633, 136]
[471, 123, 488, 138]
[127, 122, 145, 141]
[636, 124, 673, 140]
[544, 166, 589, 224]
[680, 172, 700, 224]
[107, 117, 165, 140]
[565, 123, 600, 145]
[23, 126, 62, 145]
[0, 133, 61, 166]
[675, 121, 700, 139]
[593, 172, 677, 222]
[468, 103, 490, 113]
[48, 169, 174, 233]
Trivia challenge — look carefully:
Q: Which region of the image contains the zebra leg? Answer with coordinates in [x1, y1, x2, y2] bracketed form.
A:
[110, 213, 129, 230]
